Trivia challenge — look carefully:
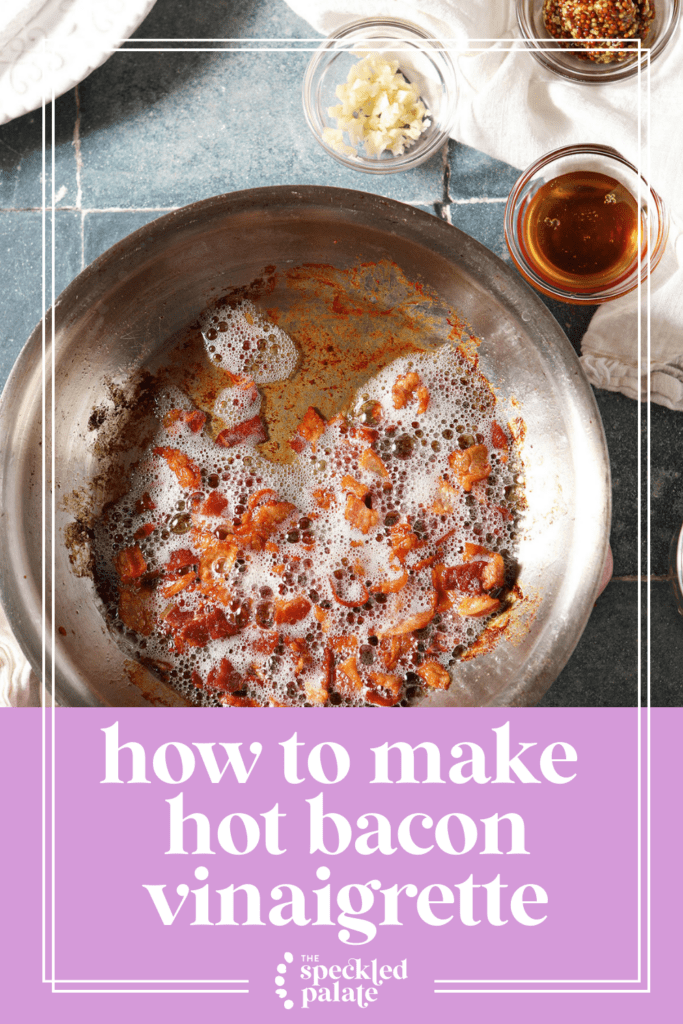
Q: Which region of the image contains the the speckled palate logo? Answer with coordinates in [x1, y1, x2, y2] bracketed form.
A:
[274, 952, 408, 1010]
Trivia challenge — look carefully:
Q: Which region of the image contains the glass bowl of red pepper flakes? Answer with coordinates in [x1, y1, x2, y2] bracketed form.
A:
[516, 0, 680, 83]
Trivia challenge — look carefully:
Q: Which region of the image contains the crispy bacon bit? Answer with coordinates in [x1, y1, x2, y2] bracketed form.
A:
[344, 493, 379, 534]
[463, 542, 490, 562]
[392, 371, 429, 414]
[114, 545, 147, 581]
[370, 565, 408, 594]
[274, 595, 311, 626]
[457, 594, 501, 618]
[433, 478, 459, 514]
[417, 661, 451, 690]
[367, 671, 402, 696]
[165, 605, 240, 651]
[198, 540, 238, 587]
[313, 488, 334, 510]
[164, 408, 207, 434]
[337, 656, 364, 696]
[366, 689, 401, 707]
[379, 593, 437, 638]
[118, 588, 154, 635]
[491, 421, 509, 461]
[154, 446, 202, 490]
[248, 488, 279, 510]
[166, 548, 198, 572]
[234, 500, 296, 550]
[359, 448, 390, 480]
[160, 575, 196, 599]
[206, 658, 243, 693]
[289, 406, 326, 453]
[482, 553, 505, 591]
[285, 637, 310, 674]
[201, 491, 229, 516]
[390, 522, 421, 562]
[305, 679, 329, 705]
[432, 562, 484, 596]
[342, 475, 370, 500]
[379, 635, 413, 671]
[134, 522, 155, 541]
[135, 491, 156, 514]
[314, 605, 331, 631]
[448, 444, 491, 492]
[216, 414, 267, 449]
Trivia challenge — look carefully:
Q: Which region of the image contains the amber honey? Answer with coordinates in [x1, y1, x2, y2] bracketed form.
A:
[520, 170, 641, 292]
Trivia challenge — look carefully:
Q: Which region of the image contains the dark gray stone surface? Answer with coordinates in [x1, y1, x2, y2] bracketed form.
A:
[0, 0, 679, 706]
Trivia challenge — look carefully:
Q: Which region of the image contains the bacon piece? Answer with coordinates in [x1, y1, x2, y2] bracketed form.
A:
[289, 406, 326, 453]
[313, 488, 334, 510]
[166, 548, 197, 572]
[344, 493, 379, 535]
[133, 522, 155, 541]
[366, 689, 401, 707]
[432, 562, 484, 596]
[154, 446, 202, 490]
[457, 594, 501, 618]
[337, 656, 364, 696]
[389, 522, 421, 563]
[177, 606, 241, 649]
[198, 540, 238, 594]
[248, 488, 279, 510]
[463, 542, 491, 562]
[206, 658, 243, 693]
[367, 671, 402, 697]
[378, 634, 414, 671]
[135, 491, 156, 514]
[216, 414, 267, 449]
[491, 421, 509, 461]
[235, 500, 296, 550]
[370, 565, 408, 594]
[482, 553, 505, 591]
[341, 475, 370, 500]
[274, 595, 311, 626]
[392, 371, 429, 414]
[201, 491, 229, 516]
[160, 574, 196, 599]
[379, 591, 437, 638]
[114, 545, 147, 581]
[164, 408, 207, 434]
[314, 605, 331, 632]
[448, 445, 491, 492]
[417, 661, 451, 690]
[118, 588, 154, 635]
[359, 448, 390, 480]
[432, 478, 459, 514]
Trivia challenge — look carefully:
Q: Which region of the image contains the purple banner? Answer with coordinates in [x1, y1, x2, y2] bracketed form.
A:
[1, 707, 680, 1022]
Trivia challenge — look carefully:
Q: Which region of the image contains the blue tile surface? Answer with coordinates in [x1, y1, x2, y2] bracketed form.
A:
[0, 211, 81, 391]
[0, 0, 678, 705]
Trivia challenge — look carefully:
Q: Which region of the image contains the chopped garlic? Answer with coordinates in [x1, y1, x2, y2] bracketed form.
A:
[324, 51, 431, 160]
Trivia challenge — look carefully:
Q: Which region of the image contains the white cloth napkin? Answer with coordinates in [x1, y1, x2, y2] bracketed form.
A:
[286, 0, 683, 409]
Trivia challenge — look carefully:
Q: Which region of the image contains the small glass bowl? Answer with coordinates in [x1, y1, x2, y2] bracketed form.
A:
[302, 18, 457, 174]
[516, 0, 681, 84]
[504, 144, 669, 305]
[670, 523, 683, 618]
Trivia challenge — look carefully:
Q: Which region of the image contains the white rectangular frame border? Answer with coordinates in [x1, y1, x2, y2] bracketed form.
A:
[39, 35, 650, 997]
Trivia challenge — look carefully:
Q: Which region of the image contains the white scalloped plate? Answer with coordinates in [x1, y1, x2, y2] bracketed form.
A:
[0, 0, 157, 126]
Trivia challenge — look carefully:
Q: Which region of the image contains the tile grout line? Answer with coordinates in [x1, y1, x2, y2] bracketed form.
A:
[72, 84, 84, 270]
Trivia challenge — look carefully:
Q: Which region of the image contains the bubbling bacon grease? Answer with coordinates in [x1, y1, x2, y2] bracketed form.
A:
[97, 346, 522, 708]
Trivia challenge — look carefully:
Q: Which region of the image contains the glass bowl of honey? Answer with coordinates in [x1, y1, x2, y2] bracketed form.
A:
[504, 144, 669, 304]
[516, 0, 681, 84]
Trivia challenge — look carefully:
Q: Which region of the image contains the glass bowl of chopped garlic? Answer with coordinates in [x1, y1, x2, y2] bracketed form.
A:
[517, 0, 680, 83]
[303, 18, 457, 173]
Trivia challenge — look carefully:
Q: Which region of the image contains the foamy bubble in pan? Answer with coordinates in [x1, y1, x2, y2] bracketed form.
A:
[200, 299, 298, 383]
